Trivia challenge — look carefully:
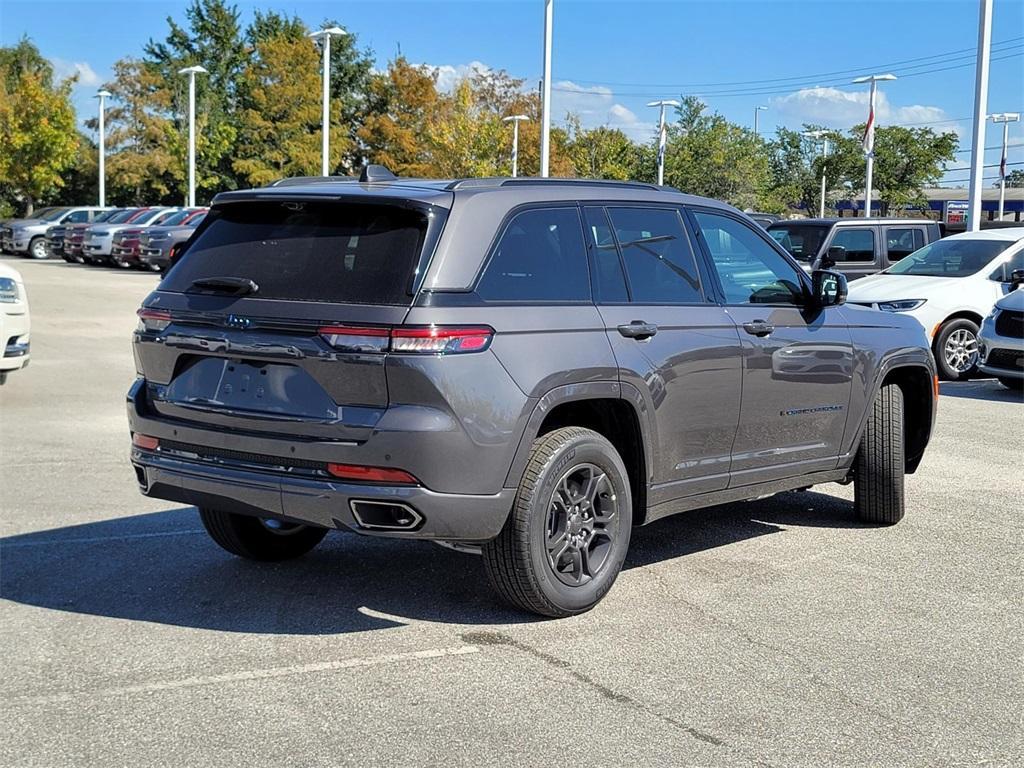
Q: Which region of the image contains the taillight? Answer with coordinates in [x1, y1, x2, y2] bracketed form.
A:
[391, 326, 493, 354]
[318, 325, 390, 353]
[317, 325, 493, 355]
[132, 433, 159, 450]
[326, 463, 419, 485]
[137, 308, 171, 332]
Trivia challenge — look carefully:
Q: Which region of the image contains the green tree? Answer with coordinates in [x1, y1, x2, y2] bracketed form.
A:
[852, 124, 958, 214]
[0, 39, 80, 215]
[662, 97, 771, 210]
[233, 30, 334, 185]
[766, 126, 861, 214]
[999, 169, 1023, 188]
[565, 116, 643, 180]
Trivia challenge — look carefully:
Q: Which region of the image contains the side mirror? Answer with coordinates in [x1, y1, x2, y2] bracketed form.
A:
[812, 269, 847, 308]
[820, 245, 845, 270]
[1010, 268, 1024, 289]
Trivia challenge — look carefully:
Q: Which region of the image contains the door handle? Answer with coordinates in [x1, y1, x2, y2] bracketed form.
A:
[742, 319, 774, 337]
[617, 321, 658, 340]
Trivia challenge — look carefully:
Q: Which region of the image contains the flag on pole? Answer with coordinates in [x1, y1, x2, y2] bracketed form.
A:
[861, 102, 875, 157]
[1000, 141, 1007, 179]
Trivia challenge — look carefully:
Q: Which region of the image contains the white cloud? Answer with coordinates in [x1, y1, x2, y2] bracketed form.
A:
[769, 86, 959, 135]
[422, 60, 493, 92]
[552, 80, 654, 141]
[50, 57, 102, 87]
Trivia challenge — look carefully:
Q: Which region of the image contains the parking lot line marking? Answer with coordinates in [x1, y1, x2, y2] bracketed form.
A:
[6, 645, 480, 705]
[1, 529, 206, 548]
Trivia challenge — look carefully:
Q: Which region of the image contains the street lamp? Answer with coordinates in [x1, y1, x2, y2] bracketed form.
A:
[851, 73, 896, 219]
[989, 112, 1019, 221]
[503, 115, 530, 177]
[177, 65, 207, 207]
[539, 0, 553, 177]
[95, 89, 111, 207]
[754, 105, 767, 136]
[647, 99, 680, 186]
[803, 130, 830, 219]
[308, 26, 347, 177]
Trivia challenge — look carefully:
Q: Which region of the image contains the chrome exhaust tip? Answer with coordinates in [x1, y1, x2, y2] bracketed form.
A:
[349, 500, 423, 531]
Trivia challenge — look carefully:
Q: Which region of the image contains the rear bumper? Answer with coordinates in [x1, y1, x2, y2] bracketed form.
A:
[131, 449, 514, 542]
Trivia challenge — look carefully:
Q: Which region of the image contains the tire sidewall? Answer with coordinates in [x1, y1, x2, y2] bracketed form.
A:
[526, 434, 632, 613]
[934, 318, 980, 380]
[29, 237, 47, 259]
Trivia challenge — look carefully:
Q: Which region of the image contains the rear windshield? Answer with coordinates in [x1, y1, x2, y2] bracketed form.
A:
[885, 238, 1013, 277]
[767, 224, 830, 261]
[161, 201, 431, 305]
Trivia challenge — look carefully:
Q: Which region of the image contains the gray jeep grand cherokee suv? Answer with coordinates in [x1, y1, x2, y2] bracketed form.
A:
[128, 169, 937, 617]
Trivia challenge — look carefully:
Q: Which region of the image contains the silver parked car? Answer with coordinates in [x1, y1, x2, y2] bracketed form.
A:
[2, 207, 112, 259]
[978, 273, 1024, 391]
[82, 208, 179, 265]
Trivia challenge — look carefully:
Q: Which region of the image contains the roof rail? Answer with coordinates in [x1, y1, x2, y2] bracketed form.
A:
[269, 175, 357, 187]
[445, 177, 678, 192]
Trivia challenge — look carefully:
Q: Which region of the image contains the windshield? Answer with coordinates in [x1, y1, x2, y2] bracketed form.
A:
[94, 209, 120, 223]
[767, 224, 830, 261]
[40, 208, 69, 222]
[886, 238, 1014, 277]
[106, 209, 139, 224]
[155, 210, 191, 227]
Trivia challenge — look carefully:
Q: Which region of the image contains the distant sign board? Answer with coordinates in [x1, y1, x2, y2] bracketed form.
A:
[945, 200, 969, 225]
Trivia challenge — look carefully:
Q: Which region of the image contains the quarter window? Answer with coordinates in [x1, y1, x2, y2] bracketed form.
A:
[477, 207, 590, 302]
[830, 228, 875, 262]
[693, 211, 805, 305]
[607, 207, 703, 304]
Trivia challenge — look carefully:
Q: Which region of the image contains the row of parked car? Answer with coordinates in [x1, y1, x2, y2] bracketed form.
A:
[0, 205, 206, 271]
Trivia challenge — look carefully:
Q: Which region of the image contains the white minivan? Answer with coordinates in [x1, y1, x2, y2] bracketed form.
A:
[846, 228, 1024, 380]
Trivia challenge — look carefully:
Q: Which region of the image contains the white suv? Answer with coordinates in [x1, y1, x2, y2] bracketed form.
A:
[847, 228, 1024, 380]
[0, 261, 30, 384]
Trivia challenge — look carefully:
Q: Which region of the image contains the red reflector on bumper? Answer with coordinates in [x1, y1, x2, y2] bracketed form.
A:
[132, 433, 160, 450]
[326, 463, 419, 485]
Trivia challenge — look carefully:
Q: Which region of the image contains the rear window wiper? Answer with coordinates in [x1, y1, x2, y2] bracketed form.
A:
[188, 276, 259, 296]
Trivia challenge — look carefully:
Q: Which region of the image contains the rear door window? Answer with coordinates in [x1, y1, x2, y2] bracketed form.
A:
[884, 227, 925, 262]
[65, 210, 90, 223]
[830, 228, 876, 262]
[607, 207, 703, 304]
[583, 206, 628, 303]
[161, 201, 432, 305]
[476, 207, 590, 302]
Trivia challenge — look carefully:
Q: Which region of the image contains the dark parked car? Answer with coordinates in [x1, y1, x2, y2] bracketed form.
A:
[134, 209, 208, 271]
[2, 207, 111, 259]
[128, 170, 937, 617]
[767, 218, 942, 280]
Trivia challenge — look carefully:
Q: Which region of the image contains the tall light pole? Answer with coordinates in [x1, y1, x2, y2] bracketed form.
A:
[852, 73, 896, 219]
[503, 115, 530, 177]
[990, 112, 1020, 221]
[967, 0, 993, 232]
[803, 130, 830, 218]
[539, 0, 553, 177]
[177, 65, 207, 207]
[647, 99, 679, 186]
[754, 105, 767, 137]
[308, 26, 347, 177]
[95, 89, 111, 207]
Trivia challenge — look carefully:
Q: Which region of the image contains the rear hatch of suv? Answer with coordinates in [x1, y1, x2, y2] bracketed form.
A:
[134, 192, 450, 441]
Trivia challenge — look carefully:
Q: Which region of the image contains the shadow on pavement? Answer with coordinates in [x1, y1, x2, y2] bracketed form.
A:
[939, 379, 1023, 403]
[1, 492, 858, 633]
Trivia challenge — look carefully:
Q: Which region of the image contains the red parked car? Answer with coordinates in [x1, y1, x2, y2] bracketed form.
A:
[111, 209, 203, 268]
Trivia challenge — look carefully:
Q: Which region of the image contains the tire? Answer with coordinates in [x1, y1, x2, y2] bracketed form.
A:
[198, 508, 328, 561]
[482, 427, 632, 618]
[998, 377, 1023, 392]
[854, 383, 905, 525]
[28, 237, 48, 260]
[933, 318, 980, 381]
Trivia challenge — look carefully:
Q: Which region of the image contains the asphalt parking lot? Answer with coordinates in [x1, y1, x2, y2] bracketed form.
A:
[1, 254, 1022, 767]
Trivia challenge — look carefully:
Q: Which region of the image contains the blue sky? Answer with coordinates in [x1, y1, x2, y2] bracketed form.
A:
[2, 0, 1022, 183]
